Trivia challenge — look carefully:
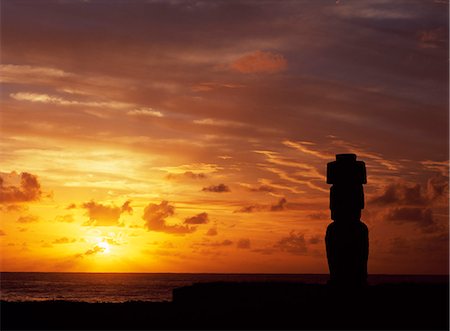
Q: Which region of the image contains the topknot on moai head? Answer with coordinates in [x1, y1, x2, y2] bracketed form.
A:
[327, 154, 366, 186]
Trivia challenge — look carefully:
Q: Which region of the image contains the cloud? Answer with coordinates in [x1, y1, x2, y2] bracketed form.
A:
[0, 204, 28, 212]
[283, 140, 333, 159]
[371, 177, 448, 206]
[0, 64, 72, 84]
[10, 92, 132, 110]
[84, 245, 105, 256]
[127, 108, 164, 117]
[56, 214, 75, 223]
[53, 237, 77, 244]
[121, 200, 133, 214]
[105, 237, 121, 246]
[166, 171, 207, 180]
[230, 51, 287, 74]
[307, 212, 329, 220]
[237, 238, 251, 249]
[142, 200, 195, 234]
[247, 184, 277, 193]
[159, 163, 221, 175]
[389, 237, 411, 255]
[386, 207, 439, 233]
[235, 205, 262, 213]
[331, 1, 418, 19]
[0, 172, 42, 204]
[389, 232, 449, 256]
[195, 239, 233, 247]
[66, 203, 77, 209]
[0, 230, 6, 236]
[82, 200, 132, 226]
[184, 212, 209, 225]
[206, 227, 218, 236]
[235, 198, 288, 213]
[274, 231, 308, 255]
[202, 183, 230, 193]
[17, 215, 39, 223]
[308, 235, 321, 244]
[426, 174, 449, 202]
[374, 183, 426, 205]
[417, 27, 447, 49]
[270, 197, 287, 211]
[193, 118, 247, 128]
[191, 82, 244, 92]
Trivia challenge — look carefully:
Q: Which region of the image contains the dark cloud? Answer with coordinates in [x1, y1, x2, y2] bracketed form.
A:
[82, 200, 132, 226]
[307, 212, 328, 220]
[53, 237, 77, 244]
[389, 232, 449, 256]
[206, 227, 218, 236]
[166, 171, 207, 180]
[234, 205, 261, 213]
[370, 179, 445, 207]
[372, 183, 428, 206]
[84, 245, 105, 256]
[248, 184, 277, 193]
[274, 231, 308, 255]
[308, 235, 321, 244]
[270, 198, 287, 211]
[184, 212, 209, 225]
[426, 174, 449, 202]
[66, 203, 77, 209]
[235, 198, 288, 213]
[121, 200, 133, 214]
[195, 239, 233, 247]
[0, 172, 41, 204]
[16, 215, 38, 223]
[0, 230, 5, 236]
[386, 207, 440, 233]
[202, 183, 230, 193]
[142, 200, 195, 234]
[237, 238, 251, 249]
[251, 247, 275, 255]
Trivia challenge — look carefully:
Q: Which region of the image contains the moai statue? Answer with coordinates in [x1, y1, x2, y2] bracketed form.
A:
[325, 154, 369, 286]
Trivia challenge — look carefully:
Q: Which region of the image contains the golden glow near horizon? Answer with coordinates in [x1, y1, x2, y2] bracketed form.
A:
[0, 1, 448, 274]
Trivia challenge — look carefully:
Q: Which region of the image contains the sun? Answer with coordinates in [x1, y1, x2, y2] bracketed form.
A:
[97, 241, 110, 254]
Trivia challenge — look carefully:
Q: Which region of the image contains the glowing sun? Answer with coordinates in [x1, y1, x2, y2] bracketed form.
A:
[97, 241, 110, 254]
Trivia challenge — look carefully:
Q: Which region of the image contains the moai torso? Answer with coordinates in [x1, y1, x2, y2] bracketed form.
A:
[325, 154, 369, 286]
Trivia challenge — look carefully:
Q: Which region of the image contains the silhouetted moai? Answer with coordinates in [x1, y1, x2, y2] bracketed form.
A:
[325, 154, 368, 286]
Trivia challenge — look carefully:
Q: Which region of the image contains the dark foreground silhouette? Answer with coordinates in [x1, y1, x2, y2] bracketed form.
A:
[326, 154, 368, 286]
[1, 281, 448, 330]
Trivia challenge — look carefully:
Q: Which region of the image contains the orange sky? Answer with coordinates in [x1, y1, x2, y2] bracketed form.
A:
[0, 0, 448, 274]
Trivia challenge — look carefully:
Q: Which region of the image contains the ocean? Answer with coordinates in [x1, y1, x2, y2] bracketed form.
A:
[0, 272, 447, 303]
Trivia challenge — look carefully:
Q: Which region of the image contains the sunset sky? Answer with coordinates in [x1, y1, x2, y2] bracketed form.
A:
[0, 0, 448, 274]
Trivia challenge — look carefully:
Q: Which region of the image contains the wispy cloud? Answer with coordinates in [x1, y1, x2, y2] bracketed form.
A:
[127, 108, 164, 117]
[230, 51, 287, 74]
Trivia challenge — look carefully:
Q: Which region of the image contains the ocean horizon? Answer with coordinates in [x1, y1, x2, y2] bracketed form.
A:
[1, 272, 448, 303]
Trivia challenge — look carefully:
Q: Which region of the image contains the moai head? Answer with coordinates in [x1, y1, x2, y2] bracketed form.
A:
[327, 154, 366, 222]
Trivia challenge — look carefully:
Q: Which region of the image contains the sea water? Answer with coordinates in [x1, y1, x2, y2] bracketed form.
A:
[0, 272, 447, 303]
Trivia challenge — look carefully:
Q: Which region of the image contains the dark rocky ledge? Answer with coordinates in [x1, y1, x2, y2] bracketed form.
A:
[2, 282, 448, 330]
